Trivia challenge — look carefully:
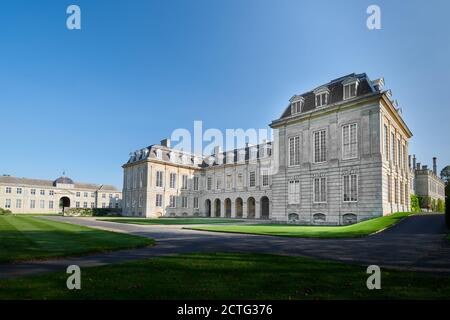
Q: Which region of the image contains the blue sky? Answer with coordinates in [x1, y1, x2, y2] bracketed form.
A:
[1, 0, 449, 188]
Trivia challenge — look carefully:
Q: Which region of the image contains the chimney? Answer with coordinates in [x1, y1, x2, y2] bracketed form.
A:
[160, 138, 171, 148]
[433, 157, 437, 175]
[213, 145, 222, 156]
[417, 162, 421, 171]
[413, 155, 416, 170]
[423, 165, 428, 171]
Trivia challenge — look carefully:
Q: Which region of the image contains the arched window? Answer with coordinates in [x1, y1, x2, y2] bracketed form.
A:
[313, 213, 326, 223]
[288, 213, 299, 222]
[343, 213, 357, 225]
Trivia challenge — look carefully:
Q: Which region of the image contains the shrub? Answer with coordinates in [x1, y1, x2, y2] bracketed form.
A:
[437, 199, 445, 213]
[410, 194, 421, 212]
[418, 196, 432, 211]
[64, 207, 122, 217]
[0, 208, 12, 215]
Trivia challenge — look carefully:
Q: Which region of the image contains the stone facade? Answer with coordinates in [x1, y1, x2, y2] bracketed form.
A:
[123, 73, 414, 225]
[0, 175, 122, 214]
[411, 156, 446, 206]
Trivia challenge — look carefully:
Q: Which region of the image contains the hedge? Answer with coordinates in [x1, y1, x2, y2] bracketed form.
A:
[0, 208, 12, 215]
[64, 208, 122, 217]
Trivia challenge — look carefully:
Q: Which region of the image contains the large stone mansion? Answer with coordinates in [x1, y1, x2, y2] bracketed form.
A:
[0, 175, 122, 214]
[122, 73, 416, 225]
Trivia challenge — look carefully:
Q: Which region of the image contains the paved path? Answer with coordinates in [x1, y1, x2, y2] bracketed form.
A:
[1, 214, 449, 279]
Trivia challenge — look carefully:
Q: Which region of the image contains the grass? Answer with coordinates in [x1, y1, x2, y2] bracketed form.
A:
[0, 252, 449, 300]
[0, 216, 154, 263]
[100, 217, 244, 225]
[187, 212, 413, 238]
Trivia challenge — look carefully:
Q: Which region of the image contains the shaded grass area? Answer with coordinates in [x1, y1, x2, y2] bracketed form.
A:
[187, 212, 413, 238]
[0, 216, 154, 263]
[0, 252, 449, 300]
[100, 218, 244, 225]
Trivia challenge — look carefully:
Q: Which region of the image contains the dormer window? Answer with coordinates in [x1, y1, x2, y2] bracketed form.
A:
[343, 78, 359, 100]
[155, 149, 162, 159]
[237, 150, 245, 162]
[250, 147, 258, 160]
[227, 152, 234, 164]
[290, 97, 304, 114]
[314, 87, 329, 108]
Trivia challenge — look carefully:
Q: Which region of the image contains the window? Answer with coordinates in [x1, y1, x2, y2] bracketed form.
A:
[31, 189, 36, 195]
[182, 175, 188, 190]
[397, 139, 401, 167]
[388, 175, 392, 203]
[76, 202, 80, 208]
[156, 171, 164, 187]
[5, 187, 11, 194]
[30, 200, 35, 209]
[181, 196, 188, 208]
[313, 130, 327, 163]
[83, 202, 88, 208]
[169, 173, 176, 188]
[313, 177, 327, 203]
[16, 199, 22, 209]
[227, 152, 234, 163]
[84, 192, 88, 198]
[404, 183, 408, 206]
[49, 201, 54, 209]
[237, 150, 245, 162]
[102, 193, 106, 199]
[400, 181, 404, 205]
[91, 192, 95, 198]
[215, 175, 223, 190]
[250, 148, 257, 160]
[194, 197, 199, 209]
[169, 195, 176, 208]
[342, 123, 358, 159]
[226, 174, 233, 189]
[289, 136, 300, 166]
[5, 199, 11, 208]
[262, 169, 269, 186]
[40, 190, 45, 196]
[102, 203, 106, 208]
[315, 92, 328, 107]
[156, 149, 162, 159]
[138, 194, 143, 207]
[384, 125, 389, 161]
[390, 132, 396, 164]
[394, 178, 399, 204]
[16, 188, 22, 194]
[237, 173, 243, 188]
[49, 190, 54, 196]
[155, 194, 163, 207]
[76, 192, 81, 197]
[207, 177, 212, 190]
[291, 99, 304, 114]
[343, 82, 357, 100]
[91, 202, 95, 208]
[343, 174, 358, 202]
[40, 200, 45, 208]
[288, 180, 300, 204]
[249, 171, 256, 187]
[193, 176, 199, 191]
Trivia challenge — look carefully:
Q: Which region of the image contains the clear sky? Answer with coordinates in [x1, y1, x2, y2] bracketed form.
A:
[1, 0, 449, 188]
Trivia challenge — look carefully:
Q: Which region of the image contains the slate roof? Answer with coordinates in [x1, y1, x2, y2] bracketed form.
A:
[278, 73, 376, 119]
[0, 175, 119, 191]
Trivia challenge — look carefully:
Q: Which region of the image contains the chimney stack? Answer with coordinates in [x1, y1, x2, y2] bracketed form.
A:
[433, 157, 437, 175]
[160, 138, 171, 148]
[413, 155, 416, 170]
[417, 162, 421, 171]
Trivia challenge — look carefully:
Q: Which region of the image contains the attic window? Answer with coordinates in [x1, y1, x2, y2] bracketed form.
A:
[291, 98, 304, 114]
[156, 149, 162, 159]
[343, 80, 358, 100]
[315, 91, 329, 108]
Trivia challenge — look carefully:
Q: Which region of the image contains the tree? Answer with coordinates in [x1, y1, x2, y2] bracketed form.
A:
[441, 165, 450, 184]
[437, 199, 445, 213]
[410, 194, 421, 212]
[446, 184, 450, 229]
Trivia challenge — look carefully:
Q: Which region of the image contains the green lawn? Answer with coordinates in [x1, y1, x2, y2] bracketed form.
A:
[0, 216, 154, 263]
[100, 218, 244, 225]
[0, 252, 449, 300]
[187, 212, 413, 238]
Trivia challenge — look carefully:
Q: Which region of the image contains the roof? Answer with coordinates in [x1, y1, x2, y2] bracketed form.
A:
[277, 73, 376, 120]
[0, 175, 119, 191]
[54, 176, 74, 185]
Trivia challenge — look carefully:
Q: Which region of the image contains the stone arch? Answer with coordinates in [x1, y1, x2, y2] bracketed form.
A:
[59, 197, 70, 214]
[214, 198, 221, 217]
[260, 196, 270, 219]
[205, 199, 211, 217]
[343, 213, 357, 225]
[225, 198, 232, 218]
[235, 197, 243, 218]
[247, 197, 255, 219]
[313, 213, 326, 224]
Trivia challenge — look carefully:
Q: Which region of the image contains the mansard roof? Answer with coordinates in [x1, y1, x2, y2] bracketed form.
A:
[0, 175, 119, 191]
[278, 73, 376, 119]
